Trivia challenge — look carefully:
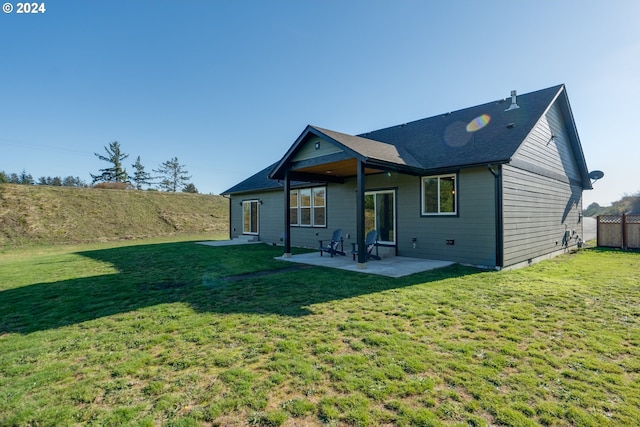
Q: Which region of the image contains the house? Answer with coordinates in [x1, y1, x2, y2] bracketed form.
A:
[222, 84, 592, 270]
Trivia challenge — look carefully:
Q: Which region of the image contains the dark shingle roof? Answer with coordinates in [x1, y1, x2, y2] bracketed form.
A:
[310, 126, 423, 169]
[221, 162, 281, 195]
[221, 162, 308, 195]
[358, 84, 564, 171]
[224, 84, 586, 194]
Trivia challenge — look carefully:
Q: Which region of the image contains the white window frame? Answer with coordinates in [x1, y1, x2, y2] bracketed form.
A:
[312, 187, 326, 227]
[289, 186, 326, 228]
[299, 188, 312, 226]
[242, 199, 260, 235]
[365, 189, 396, 244]
[289, 189, 299, 226]
[421, 174, 457, 216]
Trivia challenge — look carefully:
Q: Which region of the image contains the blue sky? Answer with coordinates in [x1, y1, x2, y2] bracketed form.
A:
[1, 1, 638, 206]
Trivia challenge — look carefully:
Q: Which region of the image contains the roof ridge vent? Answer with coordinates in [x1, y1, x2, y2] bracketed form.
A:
[505, 90, 520, 111]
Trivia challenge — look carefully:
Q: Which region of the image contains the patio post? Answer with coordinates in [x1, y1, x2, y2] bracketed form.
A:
[356, 159, 366, 268]
[283, 171, 292, 257]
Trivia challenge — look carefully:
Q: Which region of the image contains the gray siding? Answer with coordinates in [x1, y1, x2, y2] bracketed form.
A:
[512, 102, 582, 183]
[229, 168, 497, 267]
[229, 185, 354, 249]
[289, 168, 495, 266]
[229, 195, 243, 239]
[503, 101, 583, 267]
[289, 183, 355, 249]
[292, 136, 343, 162]
[392, 168, 496, 267]
[502, 166, 583, 267]
[229, 190, 284, 244]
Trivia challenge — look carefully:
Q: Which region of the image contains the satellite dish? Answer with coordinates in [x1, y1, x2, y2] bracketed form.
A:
[589, 170, 604, 183]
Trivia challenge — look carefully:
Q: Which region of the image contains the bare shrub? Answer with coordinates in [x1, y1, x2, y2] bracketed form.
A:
[93, 182, 133, 190]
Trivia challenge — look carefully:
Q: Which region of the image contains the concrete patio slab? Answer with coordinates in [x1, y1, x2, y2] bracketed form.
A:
[276, 252, 454, 278]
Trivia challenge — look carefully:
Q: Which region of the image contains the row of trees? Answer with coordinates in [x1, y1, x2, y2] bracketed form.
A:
[583, 192, 640, 216]
[0, 170, 88, 187]
[2, 141, 198, 193]
[90, 141, 197, 193]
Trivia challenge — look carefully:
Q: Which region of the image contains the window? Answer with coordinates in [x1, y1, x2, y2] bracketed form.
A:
[289, 190, 298, 226]
[365, 190, 396, 244]
[312, 187, 326, 226]
[300, 189, 311, 225]
[242, 200, 259, 234]
[421, 174, 457, 215]
[289, 186, 326, 227]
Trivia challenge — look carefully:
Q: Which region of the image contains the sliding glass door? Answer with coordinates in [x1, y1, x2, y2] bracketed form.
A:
[364, 190, 395, 244]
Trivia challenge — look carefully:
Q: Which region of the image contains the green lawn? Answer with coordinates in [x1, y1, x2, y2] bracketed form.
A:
[1, 238, 639, 426]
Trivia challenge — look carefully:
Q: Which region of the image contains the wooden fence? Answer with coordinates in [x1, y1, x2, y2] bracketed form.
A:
[597, 214, 640, 250]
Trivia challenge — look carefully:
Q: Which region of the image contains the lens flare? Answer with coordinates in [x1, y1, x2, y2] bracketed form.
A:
[444, 121, 471, 147]
[466, 114, 491, 133]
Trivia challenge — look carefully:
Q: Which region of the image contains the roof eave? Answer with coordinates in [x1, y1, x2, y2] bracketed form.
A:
[557, 87, 592, 190]
[370, 158, 512, 177]
[221, 186, 280, 197]
[269, 125, 368, 180]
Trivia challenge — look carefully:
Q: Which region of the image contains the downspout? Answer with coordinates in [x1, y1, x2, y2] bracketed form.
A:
[488, 164, 503, 269]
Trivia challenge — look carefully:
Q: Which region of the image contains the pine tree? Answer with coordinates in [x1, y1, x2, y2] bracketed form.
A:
[91, 141, 129, 184]
[62, 176, 86, 187]
[131, 156, 153, 190]
[630, 192, 640, 214]
[153, 157, 192, 192]
[182, 183, 198, 193]
[0, 171, 9, 183]
[19, 170, 34, 185]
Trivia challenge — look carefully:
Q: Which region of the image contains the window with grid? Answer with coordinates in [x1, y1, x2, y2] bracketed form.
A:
[289, 186, 326, 227]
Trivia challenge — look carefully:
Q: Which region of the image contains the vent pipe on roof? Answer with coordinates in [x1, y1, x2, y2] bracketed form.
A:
[505, 90, 520, 111]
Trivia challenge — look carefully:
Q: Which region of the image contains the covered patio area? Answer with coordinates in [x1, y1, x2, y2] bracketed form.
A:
[276, 252, 454, 278]
[269, 125, 429, 269]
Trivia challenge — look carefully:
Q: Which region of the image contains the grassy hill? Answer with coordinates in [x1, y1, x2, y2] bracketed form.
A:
[583, 193, 640, 217]
[0, 184, 229, 246]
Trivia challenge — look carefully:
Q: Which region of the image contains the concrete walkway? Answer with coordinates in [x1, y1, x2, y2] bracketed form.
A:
[277, 252, 454, 278]
[196, 237, 262, 247]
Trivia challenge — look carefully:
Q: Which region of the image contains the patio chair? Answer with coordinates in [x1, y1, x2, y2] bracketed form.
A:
[351, 230, 381, 261]
[319, 229, 345, 257]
